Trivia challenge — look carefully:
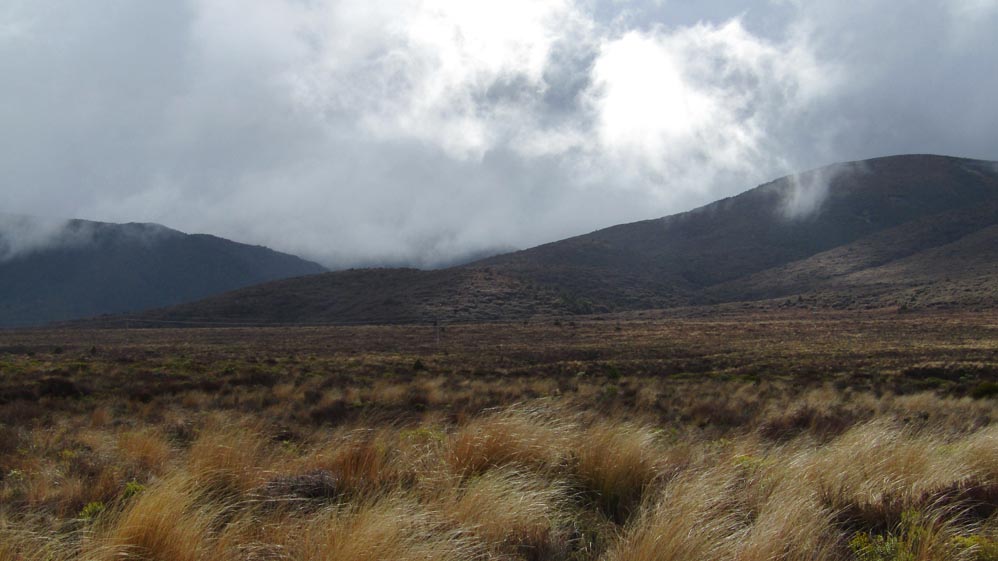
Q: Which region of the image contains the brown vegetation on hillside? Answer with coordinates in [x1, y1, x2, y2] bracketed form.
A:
[129, 155, 998, 326]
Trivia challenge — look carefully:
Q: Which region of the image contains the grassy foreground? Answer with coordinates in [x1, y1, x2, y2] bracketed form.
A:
[1, 310, 997, 560]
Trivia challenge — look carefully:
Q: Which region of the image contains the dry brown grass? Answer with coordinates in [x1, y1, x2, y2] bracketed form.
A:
[2, 402, 998, 561]
[572, 421, 667, 523]
[117, 429, 172, 477]
[1, 312, 997, 560]
[445, 405, 572, 476]
[291, 496, 483, 561]
[95, 475, 213, 561]
[186, 420, 273, 495]
[605, 467, 746, 561]
[295, 427, 405, 498]
[436, 468, 568, 558]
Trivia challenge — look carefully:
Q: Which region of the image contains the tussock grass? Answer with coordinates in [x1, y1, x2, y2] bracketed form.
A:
[117, 428, 172, 477]
[436, 468, 568, 558]
[2, 313, 998, 560]
[445, 404, 573, 476]
[3, 396, 998, 560]
[571, 421, 665, 523]
[802, 421, 983, 531]
[294, 427, 405, 499]
[95, 475, 214, 561]
[186, 420, 272, 495]
[605, 467, 746, 561]
[288, 496, 484, 561]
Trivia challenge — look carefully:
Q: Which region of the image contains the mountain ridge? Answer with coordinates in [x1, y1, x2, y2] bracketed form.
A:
[101, 154, 998, 325]
[0, 217, 327, 327]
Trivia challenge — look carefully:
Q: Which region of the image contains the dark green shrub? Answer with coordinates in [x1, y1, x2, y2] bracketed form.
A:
[78, 501, 105, 521]
[971, 382, 998, 399]
[848, 510, 951, 561]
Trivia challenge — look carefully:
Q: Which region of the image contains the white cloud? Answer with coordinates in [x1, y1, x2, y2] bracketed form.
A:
[284, 0, 590, 160]
[780, 162, 867, 220]
[950, 0, 998, 18]
[0, 0, 995, 268]
[0, 216, 73, 262]
[589, 31, 716, 160]
[577, 19, 833, 202]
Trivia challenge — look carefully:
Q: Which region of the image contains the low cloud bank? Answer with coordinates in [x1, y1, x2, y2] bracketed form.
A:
[1, 1, 996, 267]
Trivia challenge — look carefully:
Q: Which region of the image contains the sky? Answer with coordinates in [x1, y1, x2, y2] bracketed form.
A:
[1, 0, 997, 268]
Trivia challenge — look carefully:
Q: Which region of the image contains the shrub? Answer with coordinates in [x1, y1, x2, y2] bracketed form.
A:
[78, 501, 106, 521]
[848, 510, 954, 561]
[122, 481, 145, 500]
[952, 535, 998, 561]
[971, 382, 998, 399]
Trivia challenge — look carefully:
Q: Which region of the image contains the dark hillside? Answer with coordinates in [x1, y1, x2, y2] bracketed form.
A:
[134, 154, 998, 325]
[0, 219, 326, 327]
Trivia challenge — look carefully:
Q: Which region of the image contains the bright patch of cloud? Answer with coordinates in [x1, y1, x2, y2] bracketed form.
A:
[1, 0, 995, 268]
[279, 0, 590, 159]
[580, 20, 832, 200]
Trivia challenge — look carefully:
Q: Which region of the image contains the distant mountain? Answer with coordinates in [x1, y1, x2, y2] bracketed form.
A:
[0, 217, 326, 327]
[136, 154, 998, 325]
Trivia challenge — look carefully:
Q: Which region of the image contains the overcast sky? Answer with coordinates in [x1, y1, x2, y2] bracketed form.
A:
[2, 0, 997, 267]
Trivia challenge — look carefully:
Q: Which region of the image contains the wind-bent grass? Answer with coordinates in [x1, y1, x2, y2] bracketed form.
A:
[3, 396, 994, 561]
[2, 314, 998, 560]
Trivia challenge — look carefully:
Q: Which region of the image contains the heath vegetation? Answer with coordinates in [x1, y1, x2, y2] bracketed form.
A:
[1, 310, 996, 560]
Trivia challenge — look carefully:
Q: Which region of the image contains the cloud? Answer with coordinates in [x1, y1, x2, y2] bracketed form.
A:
[0, 1, 995, 268]
[0, 215, 177, 262]
[580, 20, 831, 200]
[948, 0, 998, 22]
[0, 216, 72, 262]
[285, 0, 592, 160]
[780, 162, 868, 220]
[0, 216, 100, 262]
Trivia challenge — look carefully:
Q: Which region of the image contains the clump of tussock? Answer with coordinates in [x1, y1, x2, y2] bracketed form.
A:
[731, 473, 842, 561]
[434, 468, 570, 560]
[445, 404, 574, 476]
[285, 495, 486, 561]
[571, 421, 667, 523]
[0, 521, 72, 561]
[186, 419, 273, 496]
[802, 420, 983, 532]
[606, 459, 844, 561]
[603, 467, 748, 561]
[117, 428, 172, 477]
[292, 427, 404, 499]
[91, 475, 218, 561]
[945, 424, 998, 522]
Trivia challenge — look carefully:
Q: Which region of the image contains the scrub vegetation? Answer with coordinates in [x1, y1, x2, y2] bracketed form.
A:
[1, 310, 997, 560]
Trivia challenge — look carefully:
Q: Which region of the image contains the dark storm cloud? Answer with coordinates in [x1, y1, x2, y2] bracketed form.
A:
[1, 0, 996, 267]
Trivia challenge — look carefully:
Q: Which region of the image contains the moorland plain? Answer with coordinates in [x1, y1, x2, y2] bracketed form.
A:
[1, 310, 997, 560]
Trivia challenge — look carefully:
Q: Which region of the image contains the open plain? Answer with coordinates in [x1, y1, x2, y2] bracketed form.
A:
[1, 310, 997, 560]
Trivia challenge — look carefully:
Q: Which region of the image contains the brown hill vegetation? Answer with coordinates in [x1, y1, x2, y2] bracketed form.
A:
[134, 154, 998, 325]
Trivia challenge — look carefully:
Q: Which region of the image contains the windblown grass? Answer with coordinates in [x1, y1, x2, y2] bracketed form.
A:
[1, 311, 996, 560]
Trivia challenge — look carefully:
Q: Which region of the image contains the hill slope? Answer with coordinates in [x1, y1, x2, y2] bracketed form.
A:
[0, 218, 326, 327]
[139, 154, 998, 324]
